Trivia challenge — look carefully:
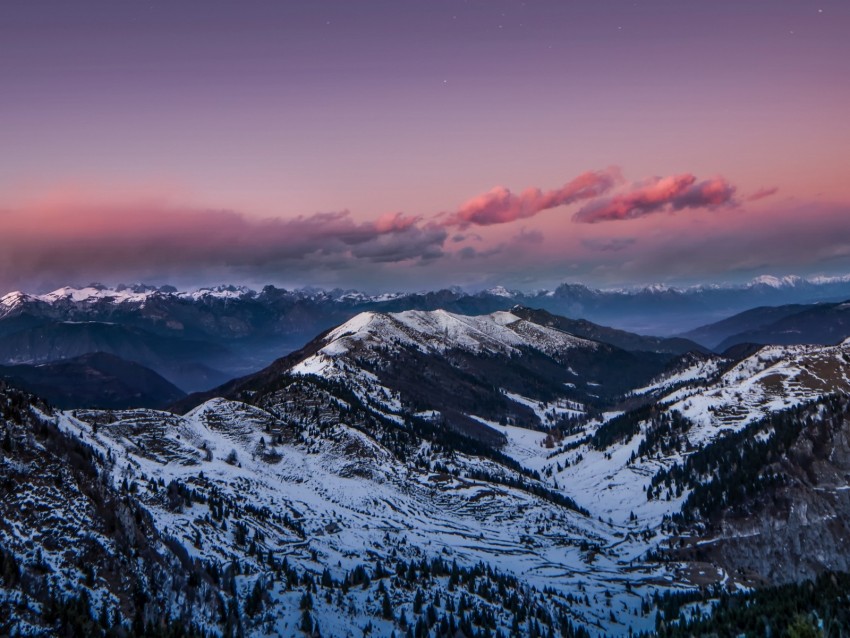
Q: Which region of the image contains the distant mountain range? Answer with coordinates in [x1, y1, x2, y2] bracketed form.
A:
[2, 275, 850, 394]
[5, 272, 850, 337]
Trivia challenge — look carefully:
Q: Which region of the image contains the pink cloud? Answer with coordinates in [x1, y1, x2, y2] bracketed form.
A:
[0, 168, 791, 292]
[746, 186, 779, 202]
[373, 211, 421, 233]
[572, 174, 737, 223]
[0, 199, 447, 291]
[444, 167, 622, 228]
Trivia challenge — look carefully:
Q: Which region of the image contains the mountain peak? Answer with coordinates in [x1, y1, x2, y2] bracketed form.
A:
[288, 308, 599, 384]
[749, 274, 805, 288]
[185, 284, 256, 300]
[484, 285, 517, 298]
[0, 290, 32, 308]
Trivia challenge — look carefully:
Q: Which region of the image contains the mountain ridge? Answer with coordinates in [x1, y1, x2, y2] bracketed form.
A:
[684, 299, 850, 351]
[6, 272, 850, 336]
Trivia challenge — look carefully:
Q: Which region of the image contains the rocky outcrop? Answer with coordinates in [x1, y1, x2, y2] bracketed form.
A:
[678, 404, 850, 584]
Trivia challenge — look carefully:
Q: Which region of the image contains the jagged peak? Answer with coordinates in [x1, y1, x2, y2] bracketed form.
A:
[483, 285, 517, 298]
[183, 284, 257, 300]
[0, 290, 34, 308]
[748, 274, 806, 288]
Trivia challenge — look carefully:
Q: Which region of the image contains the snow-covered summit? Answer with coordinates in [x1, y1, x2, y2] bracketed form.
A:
[0, 283, 422, 310]
[809, 273, 850, 285]
[483, 285, 518, 298]
[0, 283, 258, 307]
[37, 284, 163, 304]
[748, 274, 805, 289]
[180, 284, 256, 301]
[293, 309, 596, 378]
[0, 290, 34, 310]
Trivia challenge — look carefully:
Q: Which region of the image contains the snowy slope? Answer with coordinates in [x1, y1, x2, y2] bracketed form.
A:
[6, 309, 850, 636]
[517, 339, 850, 561]
[292, 309, 596, 377]
[48, 391, 668, 636]
[663, 340, 850, 433]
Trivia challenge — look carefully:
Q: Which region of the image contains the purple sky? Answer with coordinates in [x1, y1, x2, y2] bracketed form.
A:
[2, 0, 849, 292]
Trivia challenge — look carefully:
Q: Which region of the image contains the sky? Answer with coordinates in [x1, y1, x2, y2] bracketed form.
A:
[1, 0, 849, 293]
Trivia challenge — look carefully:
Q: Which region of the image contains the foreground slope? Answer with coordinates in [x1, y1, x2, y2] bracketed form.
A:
[0, 383, 223, 636]
[1, 380, 659, 636]
[539, 338, 850, 587]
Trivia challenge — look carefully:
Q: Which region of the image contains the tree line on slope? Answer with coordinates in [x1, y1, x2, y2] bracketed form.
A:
[648, 394, 849, 524]
[648, 569, 850, 637]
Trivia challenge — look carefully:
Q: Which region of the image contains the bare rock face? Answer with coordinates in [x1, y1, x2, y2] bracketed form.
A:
[696, 411, 850, 584]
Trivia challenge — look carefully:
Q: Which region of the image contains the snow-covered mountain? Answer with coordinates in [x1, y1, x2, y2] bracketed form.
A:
[1, 279, 715, 395]
[3, 307, 850, 636]
[181, 309, 684, 442]
[0, 283, 398, 318]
